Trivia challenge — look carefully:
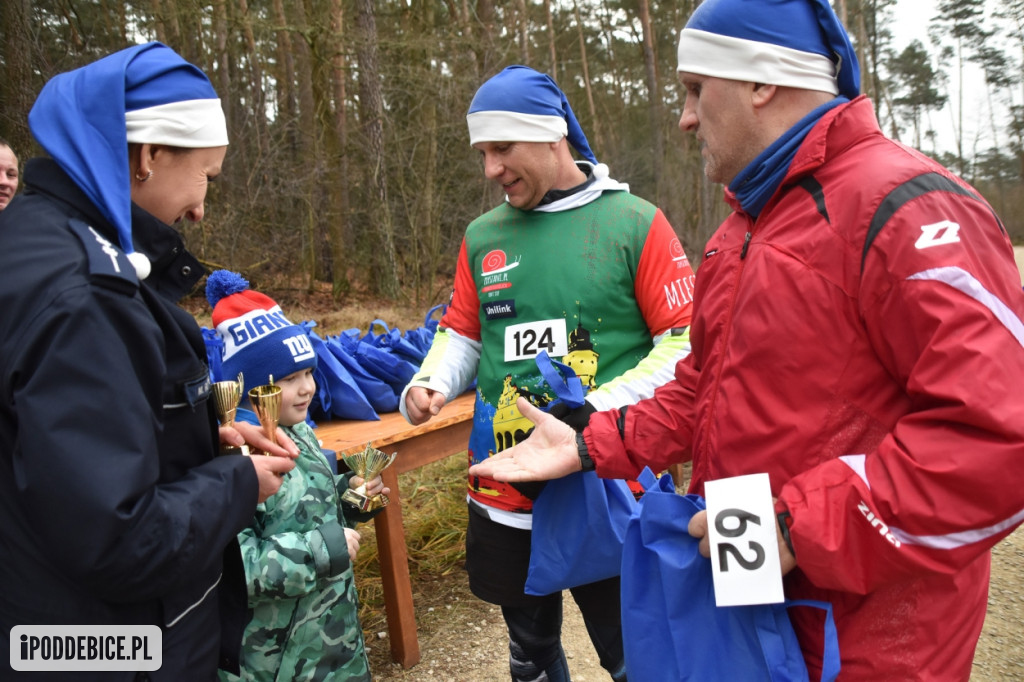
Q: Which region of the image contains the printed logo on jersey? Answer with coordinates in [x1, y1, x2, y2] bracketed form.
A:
[483, 299, 517, 320]
[664, 274, 695, 311]
[915, 220, 961, 250]
[481, 249, 521, 295]
[669, 237, 691, 267]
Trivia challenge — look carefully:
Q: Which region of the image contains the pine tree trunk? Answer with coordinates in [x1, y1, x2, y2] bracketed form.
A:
[356, 0, 400, 299]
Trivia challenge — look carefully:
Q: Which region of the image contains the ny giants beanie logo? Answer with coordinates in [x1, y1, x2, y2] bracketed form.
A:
[225, 306, 315, 363]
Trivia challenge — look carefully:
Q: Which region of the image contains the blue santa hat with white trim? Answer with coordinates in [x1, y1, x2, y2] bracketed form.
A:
[466, 65, 598, 164]
[206, 270, 317, 390]
[677, 0, 860, 100]
[28, 42, 228, 279]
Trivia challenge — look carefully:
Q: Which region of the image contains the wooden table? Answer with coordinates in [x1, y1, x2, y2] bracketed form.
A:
[314, 392, 475, 669]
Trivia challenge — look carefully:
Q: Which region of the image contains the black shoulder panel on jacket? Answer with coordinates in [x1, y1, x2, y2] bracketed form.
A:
[797, 176, 830, 225]
[860, 172, 998, 274]
[67, 218, 139, 295]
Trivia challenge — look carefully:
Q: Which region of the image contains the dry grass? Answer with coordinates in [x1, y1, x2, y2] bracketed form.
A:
[351, 455, 469, 666]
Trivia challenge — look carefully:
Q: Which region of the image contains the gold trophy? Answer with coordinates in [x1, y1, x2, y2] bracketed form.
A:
[248, 378, 282, 454]
[212, 373, 249, 455]
[341, 442, 397, 511]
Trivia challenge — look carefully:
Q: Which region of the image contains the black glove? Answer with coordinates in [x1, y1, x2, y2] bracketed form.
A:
[546, 400, 597, 432]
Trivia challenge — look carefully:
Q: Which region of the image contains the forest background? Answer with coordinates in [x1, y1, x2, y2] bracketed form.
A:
[1, 0, 1023, 309]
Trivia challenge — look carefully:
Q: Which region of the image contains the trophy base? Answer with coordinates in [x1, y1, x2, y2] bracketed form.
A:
[220, 444, 251, 456]
[342, 489, 390, 512]
[366, 493, 391, 512]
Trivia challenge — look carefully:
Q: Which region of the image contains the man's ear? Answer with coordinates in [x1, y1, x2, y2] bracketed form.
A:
[751, 82, 777, 108]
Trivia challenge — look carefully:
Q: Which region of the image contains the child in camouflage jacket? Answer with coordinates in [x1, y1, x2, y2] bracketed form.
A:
[207, 270, 387, 682]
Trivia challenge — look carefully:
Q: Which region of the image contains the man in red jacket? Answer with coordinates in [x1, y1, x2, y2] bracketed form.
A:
[469, 0, 1024, 679]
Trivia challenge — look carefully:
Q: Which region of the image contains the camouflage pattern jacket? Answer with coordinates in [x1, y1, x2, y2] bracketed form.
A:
[219, 419, 376, 682]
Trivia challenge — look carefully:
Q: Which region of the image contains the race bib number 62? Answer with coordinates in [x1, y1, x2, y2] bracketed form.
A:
[704, 472, 785, 607]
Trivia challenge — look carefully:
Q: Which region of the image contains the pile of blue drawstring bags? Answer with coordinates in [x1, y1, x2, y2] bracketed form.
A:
[203, 303, 446, 422]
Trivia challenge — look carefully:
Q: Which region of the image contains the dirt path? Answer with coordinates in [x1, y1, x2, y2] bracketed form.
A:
[369, 591, 606, 682]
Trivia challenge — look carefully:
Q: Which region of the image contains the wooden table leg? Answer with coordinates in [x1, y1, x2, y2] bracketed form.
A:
[374, 464, 421, 668]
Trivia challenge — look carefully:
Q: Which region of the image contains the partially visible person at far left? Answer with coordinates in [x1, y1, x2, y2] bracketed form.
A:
[0, 137, 19, 210]
[0, 42, 298, 681]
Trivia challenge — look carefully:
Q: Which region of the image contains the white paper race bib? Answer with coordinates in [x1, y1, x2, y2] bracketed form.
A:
[504, 319, 568, 362]
[704, 473, 785, 607]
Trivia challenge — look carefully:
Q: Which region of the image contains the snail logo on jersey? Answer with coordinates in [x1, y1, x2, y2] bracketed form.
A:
[915, 220, 961, 250]
[480, 249, 521, 296]
[483, 299, 517, 320]
[669, 237, 691, 267]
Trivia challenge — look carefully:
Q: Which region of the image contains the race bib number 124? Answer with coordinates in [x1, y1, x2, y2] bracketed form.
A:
[503, 319, 568, 362]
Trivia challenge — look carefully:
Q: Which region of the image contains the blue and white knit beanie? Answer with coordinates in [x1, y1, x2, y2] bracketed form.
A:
[206, 270, 317, 390]
[466, 65, 598, 164]
[677, 0, 860, 99]
[28, 42, 229, 280]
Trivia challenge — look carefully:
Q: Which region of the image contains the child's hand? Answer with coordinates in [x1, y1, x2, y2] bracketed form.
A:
[344, 528, 361, 562]
[349, 475, 390, 500]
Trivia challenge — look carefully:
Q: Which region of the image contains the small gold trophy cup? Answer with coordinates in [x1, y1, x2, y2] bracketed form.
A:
[248, 379, 282, 454]
[341, 443, 397, 511]
[212, 373, 249, 455]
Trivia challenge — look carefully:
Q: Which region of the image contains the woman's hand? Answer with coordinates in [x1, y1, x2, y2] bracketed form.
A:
[220, 421, 300, 458]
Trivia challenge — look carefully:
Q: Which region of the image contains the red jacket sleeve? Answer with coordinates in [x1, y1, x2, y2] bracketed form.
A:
[778, 189, 1024, 594]
[585, 353, 698, 480]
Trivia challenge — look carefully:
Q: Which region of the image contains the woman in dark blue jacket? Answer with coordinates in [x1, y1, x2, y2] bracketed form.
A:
[0, 43, 298, 681]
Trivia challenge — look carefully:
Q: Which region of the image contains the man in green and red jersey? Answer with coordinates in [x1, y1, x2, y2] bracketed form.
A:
[400, 65, 695, 682]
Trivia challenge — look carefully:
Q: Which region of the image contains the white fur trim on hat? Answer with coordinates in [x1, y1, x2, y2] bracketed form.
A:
[467, 110, 568, 147]
[677, 28, 839, 96]
[126, 98, 229, 148]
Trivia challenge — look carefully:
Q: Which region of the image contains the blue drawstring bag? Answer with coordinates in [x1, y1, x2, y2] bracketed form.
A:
[423, 303, 446, 333]
[621, 468, 840, 682]
[301, 321, 379, 422]
[201, 326, 225, 382]
[401, 303, 445, 360]
[336, 327, 419, 394]
[322, 333, 400, 414]
[524, 351, 639, 595]
[363, 318, 429, 365]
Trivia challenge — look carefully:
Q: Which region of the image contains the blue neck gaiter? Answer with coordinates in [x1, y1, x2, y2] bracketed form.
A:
[730, 97, 848, 218]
